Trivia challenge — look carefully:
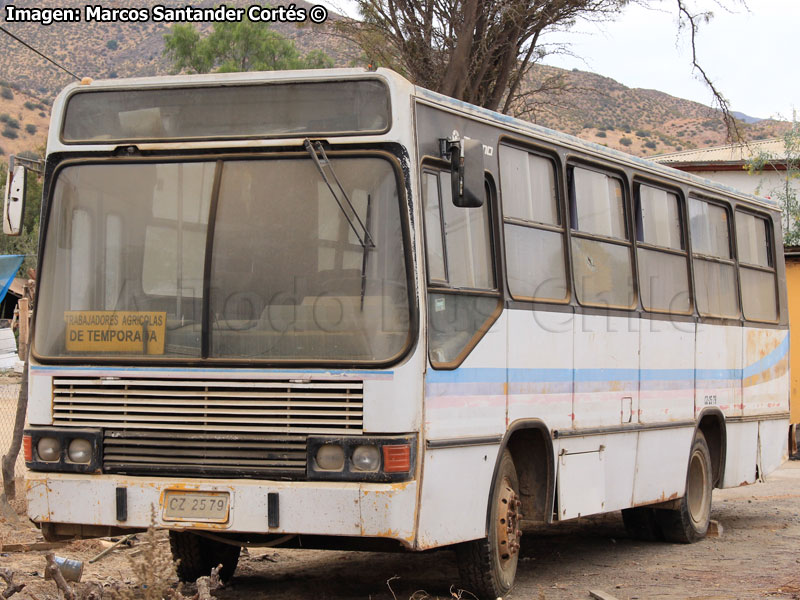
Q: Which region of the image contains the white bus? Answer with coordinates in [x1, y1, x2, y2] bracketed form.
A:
[9, 68, 788, 599]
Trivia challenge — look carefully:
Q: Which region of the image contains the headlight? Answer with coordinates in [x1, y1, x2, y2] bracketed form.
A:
[37, 437, 61, 462]
[352, 445, 380, 472]
[67, 438, 93, 463]
[315, 444, 345, 471]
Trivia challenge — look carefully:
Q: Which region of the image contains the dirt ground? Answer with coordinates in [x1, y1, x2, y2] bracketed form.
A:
[2, 461, 800, 600]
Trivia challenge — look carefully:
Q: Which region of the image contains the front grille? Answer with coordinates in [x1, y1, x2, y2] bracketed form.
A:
[52, 377, 364, 478]
[103, 429, 307, 478]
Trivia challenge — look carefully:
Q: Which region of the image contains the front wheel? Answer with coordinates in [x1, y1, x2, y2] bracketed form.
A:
[456, 449, 522, 599]
[655, 431, 713, 543]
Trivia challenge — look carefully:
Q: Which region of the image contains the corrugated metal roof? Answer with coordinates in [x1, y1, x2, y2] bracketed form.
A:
[653, 139, 787, 165]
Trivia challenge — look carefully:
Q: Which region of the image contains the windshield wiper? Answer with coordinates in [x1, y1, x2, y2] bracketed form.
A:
[304, 139, 375, 249]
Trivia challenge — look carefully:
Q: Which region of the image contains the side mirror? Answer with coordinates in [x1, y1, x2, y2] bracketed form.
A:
[448, 138, 484, 208]
[3, 164, 26, 236]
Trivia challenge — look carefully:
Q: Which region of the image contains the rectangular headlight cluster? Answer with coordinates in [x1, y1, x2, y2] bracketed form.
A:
[24, 427, 102, 473]
[307, 434, 416, 482]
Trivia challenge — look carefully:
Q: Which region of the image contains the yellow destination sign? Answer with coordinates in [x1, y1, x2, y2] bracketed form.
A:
[64, 311, 167, 354]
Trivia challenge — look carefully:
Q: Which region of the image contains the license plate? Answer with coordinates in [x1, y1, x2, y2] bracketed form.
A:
[162, 491, 230, 523]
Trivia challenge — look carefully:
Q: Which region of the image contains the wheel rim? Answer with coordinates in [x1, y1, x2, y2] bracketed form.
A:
[687, 449, 710, 527]
[496, 476, 522, 566]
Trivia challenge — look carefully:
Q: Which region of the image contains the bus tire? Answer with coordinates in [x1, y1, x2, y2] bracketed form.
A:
[456, 449, 521, 600]
[169, 531, 241, 582]
[655, 432, 713, 543]
[621, 506, 662, 541]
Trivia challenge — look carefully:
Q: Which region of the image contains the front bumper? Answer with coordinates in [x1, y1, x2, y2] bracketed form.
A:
[26, 472, 418, 547]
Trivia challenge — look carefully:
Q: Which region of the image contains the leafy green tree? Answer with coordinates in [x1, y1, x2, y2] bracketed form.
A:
[747, 116, 800, 244]
[164, 17, 332, 74]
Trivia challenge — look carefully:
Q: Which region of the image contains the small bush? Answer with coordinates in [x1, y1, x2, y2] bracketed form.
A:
[106, 39, 119, 50]
[6, 118, 19, 129]
[596, 131, 607, 138]
[39, 111, 46, 118]
[2, 127, 18, 140]
[0, 113, 8, 123]
[25, 124, 36, 135]
[0, 87, 13, 100]
[0, 146, 5, 156]
[619, 137, 632, 146]
[108, 71, 118, 79]
[644, 140, 657, 149]
[23, 101, 35, 110]
[635, 129, 651, 138]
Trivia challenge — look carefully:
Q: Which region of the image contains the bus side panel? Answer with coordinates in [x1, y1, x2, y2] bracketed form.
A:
[632, 427, 694, 504]
[555, 432, 638, 519]
[507, 308, 573, 432]
[696, 323, 742, 417]
[758, 418, 789, 477]
[722, 421, 759, 487]
[423, 313, 507, 440]
[639, 318, 695, 423]
[572, 313, 639, 430]
[741, 327, 789, 416]
[417, 314, 507, 547]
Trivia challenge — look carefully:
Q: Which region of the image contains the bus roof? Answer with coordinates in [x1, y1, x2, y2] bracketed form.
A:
[47, 67, 778, 212]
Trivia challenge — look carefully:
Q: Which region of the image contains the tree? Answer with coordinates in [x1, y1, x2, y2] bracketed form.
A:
[747, 116, 800, 244]
[164, 18, 333, 74]
[336, 0, 739, 131]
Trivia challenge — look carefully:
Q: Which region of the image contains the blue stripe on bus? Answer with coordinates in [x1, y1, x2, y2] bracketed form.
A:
[426, 333, 788, 387]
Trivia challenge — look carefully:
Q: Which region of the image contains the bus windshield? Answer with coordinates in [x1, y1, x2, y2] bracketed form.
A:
[35, 155, 412, 363]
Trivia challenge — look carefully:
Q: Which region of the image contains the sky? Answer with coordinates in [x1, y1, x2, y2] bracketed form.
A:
[316, 0, 797, 121]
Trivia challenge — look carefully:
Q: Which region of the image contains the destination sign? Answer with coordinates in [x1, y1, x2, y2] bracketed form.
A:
[64, 311, 167, 354]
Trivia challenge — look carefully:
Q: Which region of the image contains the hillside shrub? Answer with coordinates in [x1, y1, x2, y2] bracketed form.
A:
[39, 112, 46, 118]
[596, 131, 607, 138]
[0, 146, 4, 156]
[644, 140, 657, 149]
[6, 118, 19, 129]
[0, 114, 8, 123]
[2, 127, 18, 140]
[0, 88, 13, 100]
[619, 137, 632, 146]
[635, 129, 650, 138]
[23, 101, 35, 110]
[25, 124, 36, 135]
[106, 39, 119, 50]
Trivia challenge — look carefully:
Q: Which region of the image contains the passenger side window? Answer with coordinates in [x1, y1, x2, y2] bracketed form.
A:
[635, 183, 691, 313]
[689, 198, 739, 318]
[736, 211, 777, 321]
[422, 169, 499, 367]
[568, 166, 634, 308]
[500, 145, 567, 301]
[421, 170, 494, 290]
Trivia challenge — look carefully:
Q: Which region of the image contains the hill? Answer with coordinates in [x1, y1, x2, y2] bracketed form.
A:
[0, 2, 790, 158]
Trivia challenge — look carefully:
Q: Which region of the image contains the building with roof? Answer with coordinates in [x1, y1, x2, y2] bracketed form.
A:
[653, 138, 796, 201]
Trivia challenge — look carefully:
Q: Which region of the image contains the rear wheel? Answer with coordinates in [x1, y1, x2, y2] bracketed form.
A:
[456, 449, 522, 600]
[169, 531, 241, 582]
[655, 432, 713, 543]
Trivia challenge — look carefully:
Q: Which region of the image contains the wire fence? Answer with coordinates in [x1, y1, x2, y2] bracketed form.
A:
[0, 380, 24, 478]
